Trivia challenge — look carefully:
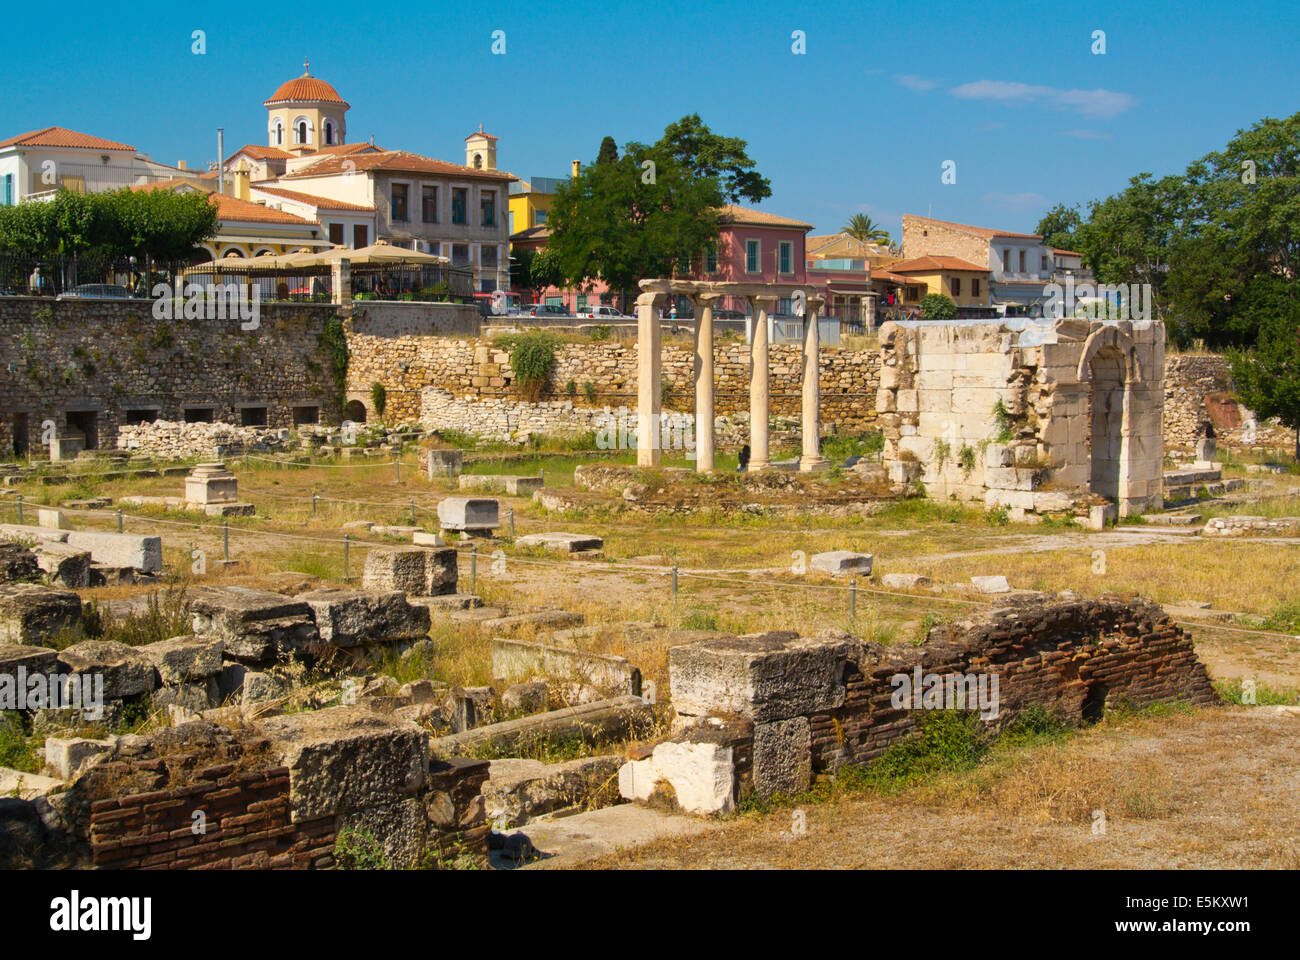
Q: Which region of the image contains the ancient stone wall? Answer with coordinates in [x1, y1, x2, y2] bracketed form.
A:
[0, 298, 344, 454]
[659, 597, 1217, 808]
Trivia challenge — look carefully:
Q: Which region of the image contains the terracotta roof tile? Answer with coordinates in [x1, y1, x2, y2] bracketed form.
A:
[717, 204, 812, 229]
[281, 149, 515, 181]
[251, 185, 375, 212]
[131, 180, 317, 224]
[0, 126, 135, 152]
[881, 255, 989, 273]
[231, 144, 294, 161]
[264, 73, 348, 107]
[904, 214, 1041, 241]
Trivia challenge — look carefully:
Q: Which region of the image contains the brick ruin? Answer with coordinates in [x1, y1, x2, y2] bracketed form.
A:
[622, 596, 1217, 813]
[875, 317, 1166, 518]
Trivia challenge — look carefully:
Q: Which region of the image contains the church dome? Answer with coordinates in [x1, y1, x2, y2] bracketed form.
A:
[264, 61, 349, 107]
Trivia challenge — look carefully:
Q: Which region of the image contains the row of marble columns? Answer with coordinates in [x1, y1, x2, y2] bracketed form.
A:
[635, 282, 826, 473]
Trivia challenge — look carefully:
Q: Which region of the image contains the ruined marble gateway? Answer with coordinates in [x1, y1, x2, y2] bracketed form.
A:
[875, 316, 1165, 518]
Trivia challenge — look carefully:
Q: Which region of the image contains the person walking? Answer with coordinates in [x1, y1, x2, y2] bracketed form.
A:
[737, 443, 750, 473]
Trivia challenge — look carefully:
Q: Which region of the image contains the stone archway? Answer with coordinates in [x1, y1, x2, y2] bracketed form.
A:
[343, 400, 367, 423]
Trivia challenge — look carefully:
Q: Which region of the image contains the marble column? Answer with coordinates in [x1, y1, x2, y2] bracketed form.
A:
[691, 293, 718, 472]
[800, 297, 828, 472]
[636, 289, 665, 468]
[748, 296, 775, 472]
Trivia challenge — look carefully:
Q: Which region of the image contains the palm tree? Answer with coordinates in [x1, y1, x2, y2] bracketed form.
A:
[843, 213, 891, 245]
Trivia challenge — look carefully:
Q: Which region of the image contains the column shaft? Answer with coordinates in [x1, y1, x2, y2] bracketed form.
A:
[748, 298, 772, 471]
[694, 298, 715, 472]
[800, 302, 827, 471]
[636, 291, 663, 467]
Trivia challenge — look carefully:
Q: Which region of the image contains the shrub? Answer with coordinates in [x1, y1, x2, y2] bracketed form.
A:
[590, 325, 611, 341]
[920, 292, 957, 321]
[583, 381, 597, 404]
[496, 330, 559, 401]
[958, 443, 976, 472]
[370, 382, 387, 420]
[564, 379, 576, 396]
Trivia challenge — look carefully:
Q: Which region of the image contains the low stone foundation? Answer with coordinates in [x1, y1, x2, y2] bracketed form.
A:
[622, 597, 1218, 814]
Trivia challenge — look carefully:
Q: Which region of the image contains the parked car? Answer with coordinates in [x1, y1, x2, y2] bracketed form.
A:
[56, 283, 132, 300]
[523, 303, 573, 318]
[576, 304, 630, 320]
[714, 308, 748, 320]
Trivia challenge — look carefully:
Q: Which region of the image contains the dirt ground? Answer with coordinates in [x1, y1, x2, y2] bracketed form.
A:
[578, 706, 1300, 870]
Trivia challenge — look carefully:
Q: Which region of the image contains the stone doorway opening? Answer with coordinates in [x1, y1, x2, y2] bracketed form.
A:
[1087, 345, 1127, 501]
[66, 410, 98, 450]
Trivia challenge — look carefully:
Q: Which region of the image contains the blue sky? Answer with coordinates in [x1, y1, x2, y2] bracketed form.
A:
[1, 0, 1296, 239]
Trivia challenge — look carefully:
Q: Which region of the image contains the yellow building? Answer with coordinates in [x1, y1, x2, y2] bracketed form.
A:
[878, 255, 991, 308]
[507, 161, 577, 244]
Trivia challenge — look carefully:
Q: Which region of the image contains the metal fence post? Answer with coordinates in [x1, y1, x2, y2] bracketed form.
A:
[343, 533, 350, 582]
[16, 495, 22, 524]
[849, 577, 856, 628]
[223, 521, 229, 562]
[410, 499, 416, 525]
[312, 492, 317, 516]
[509, 507, 515, 538]
[117, 509, 123, 533]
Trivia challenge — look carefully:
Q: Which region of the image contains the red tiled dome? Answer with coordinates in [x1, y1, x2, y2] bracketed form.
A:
[264, 71, 348, 107]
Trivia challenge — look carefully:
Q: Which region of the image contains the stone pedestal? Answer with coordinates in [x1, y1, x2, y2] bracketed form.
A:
[185, 463, 238, 506]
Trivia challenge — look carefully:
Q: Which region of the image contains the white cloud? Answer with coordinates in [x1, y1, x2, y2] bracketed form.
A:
[894, 74, 938, 92]
[1060, 128, 1113, 140]
[950, 80, 1136, 118]
[982, 192, 1046, 209]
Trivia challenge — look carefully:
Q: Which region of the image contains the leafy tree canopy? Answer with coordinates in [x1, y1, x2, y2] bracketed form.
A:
[920, 292, 957, 321]
[654, 114, 771, 204]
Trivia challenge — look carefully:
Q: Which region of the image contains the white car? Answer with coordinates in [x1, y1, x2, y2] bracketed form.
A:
[576, 304, 629, 320]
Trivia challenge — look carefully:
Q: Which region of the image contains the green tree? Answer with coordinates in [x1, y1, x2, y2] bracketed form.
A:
[1228, 295, 1300, 460]
[844, 213, 890, 244]
[529, 246, 564, 292]
[653, 114, 771, 204]
[1035, 202, 1083, 251]
[596, 136, 619, 165]
[920, 292, 957, 320]
[547, 140, 722, 306]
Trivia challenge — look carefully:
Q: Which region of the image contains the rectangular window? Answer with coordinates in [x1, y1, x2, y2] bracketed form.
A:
[1018, 250, 1026, 272]
[545, 296, 562, 307]
[972, 278, 981, 297]
[576, 294, 588, 310]
[1041, 255, 1049, 271]
[534, 209, 547, 225]
[480, 190, 496, 227]
[779, 241, 793, 274]
[480, 245, 498, 269]
[391, 183, 409, 222]
[422, 185, 438, 222]
[745, 239, 760, 273]
[183, 407, 214, 423]
[452, 244, 470, 266]
[705, 244, 718, 273]
[2, 174, 12, 205]
[1004, 248, 1012, 273]
[239, 406, 268, 427]
[452, 188, 468, 224]
[353, 224, 368, 247]
[123, 408, 158, 425]
[328, 223, 344, 246]
[292, 406, 319, 426]
[950, 276, 961, 297]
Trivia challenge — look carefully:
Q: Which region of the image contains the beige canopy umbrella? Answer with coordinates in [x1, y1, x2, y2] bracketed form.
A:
[329, 240, 449, 266]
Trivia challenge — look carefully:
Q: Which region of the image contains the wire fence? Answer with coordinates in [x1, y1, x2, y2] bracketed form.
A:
[1, 490, 1296, 647]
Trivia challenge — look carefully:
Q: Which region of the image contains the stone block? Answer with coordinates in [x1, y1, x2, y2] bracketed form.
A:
[189, 586, 318, 660]
[483, 754, 623, 828]
[669, 633, 859, 722]
[300, 587, 431, 646]
[437, 497, 499, 533]
[515, 532, 604, 553]
[492, 638, 639, 696]
[1087, 503, 1118, 531]
[500, 681, 549, 715]
[259, 706, 429, 821]
[809, 550, 873, 576]
[0, 542, 39, 584]
[58, 640, 156, 698]
[63, 531, 162, 573]
[881, 573, 931, 589]
[617, 739, 736, 815]
[0, 643, 58, 677]
[412, 531, 447, 547]
[138, 636, 224, 684]
[361, 547, 458, 596]
[752, 716, 812, 798]
[151, 680, 219, 714]
[336, 796, 428, 870]
[970, 575, 1011, 594]
[44, 736, 114, 779]
[36, 509, 69, 530]
[458, 474, 544, 496]
[32, 543, 91, 589]
[0, 584, 83, 644]
[184, 462, 238, 505]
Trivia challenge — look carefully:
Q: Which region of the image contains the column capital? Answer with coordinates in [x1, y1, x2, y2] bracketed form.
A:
[635, 290, 666, 308]
[749, 294, 779, 310]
